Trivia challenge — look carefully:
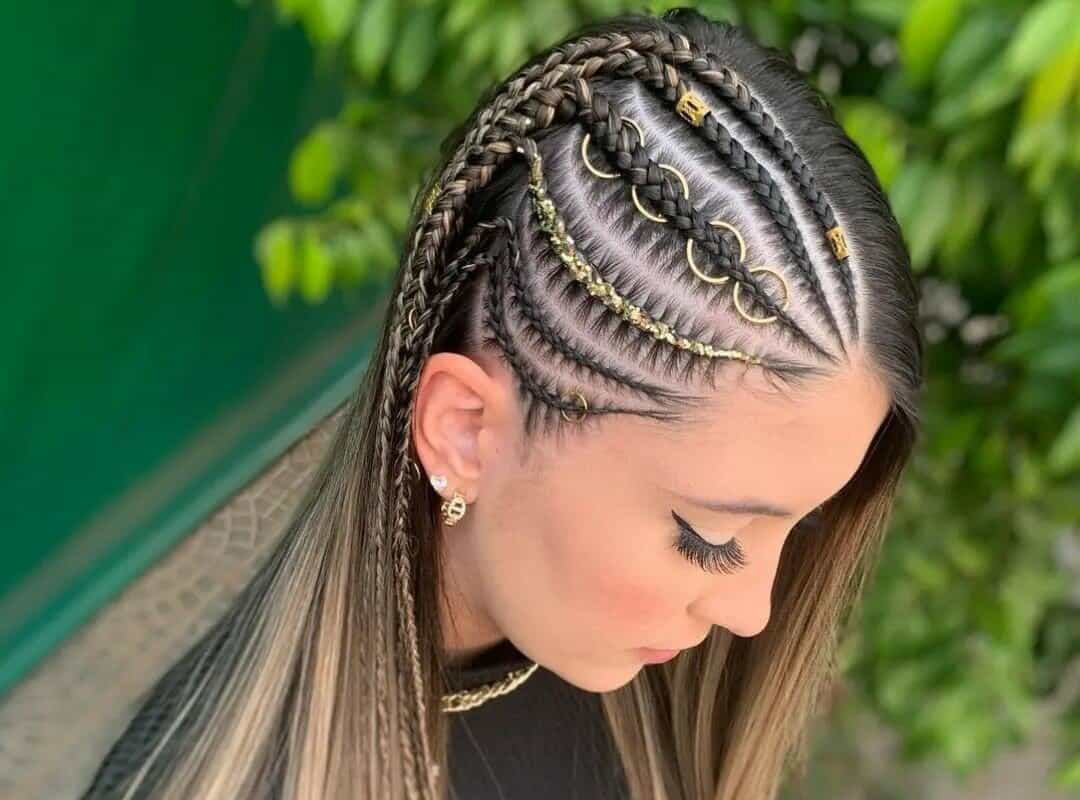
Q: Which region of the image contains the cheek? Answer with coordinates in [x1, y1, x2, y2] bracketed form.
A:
[550, 522, 684, 637]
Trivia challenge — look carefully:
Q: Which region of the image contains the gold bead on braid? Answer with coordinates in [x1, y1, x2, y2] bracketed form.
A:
[518, 141, 764, 366]
[675, 88, 852, 263]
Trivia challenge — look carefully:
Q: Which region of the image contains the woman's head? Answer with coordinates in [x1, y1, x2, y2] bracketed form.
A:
[409, 11, 914, 702]
[89, 10, 921, 800]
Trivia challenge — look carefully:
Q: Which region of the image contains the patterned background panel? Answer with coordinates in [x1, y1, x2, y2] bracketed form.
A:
[0, 403, 347, 800]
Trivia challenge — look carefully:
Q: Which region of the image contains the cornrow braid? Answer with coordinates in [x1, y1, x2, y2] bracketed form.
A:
[494, 216, 705, 413]
[613, 57, 850, 351]
[510, 77, 836, 363]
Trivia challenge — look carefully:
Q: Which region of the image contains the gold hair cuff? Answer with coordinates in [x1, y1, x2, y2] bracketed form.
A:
[676, 90, 708, 126]
[826, 225, 849, 259]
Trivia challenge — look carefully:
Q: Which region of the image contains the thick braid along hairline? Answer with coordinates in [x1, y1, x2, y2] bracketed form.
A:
[373, 15, 862, 797]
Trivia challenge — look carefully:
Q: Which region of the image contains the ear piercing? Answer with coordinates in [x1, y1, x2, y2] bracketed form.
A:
[430, 473, 468, 526]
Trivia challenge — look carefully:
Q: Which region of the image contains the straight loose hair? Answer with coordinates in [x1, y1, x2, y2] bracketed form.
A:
[81, 9, 922, 800]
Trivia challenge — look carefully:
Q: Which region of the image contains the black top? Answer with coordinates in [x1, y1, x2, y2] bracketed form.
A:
[444, 638, 629, 800]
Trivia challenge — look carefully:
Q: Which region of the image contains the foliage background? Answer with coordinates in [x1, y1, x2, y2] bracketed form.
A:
[242, 0, 1080, 792]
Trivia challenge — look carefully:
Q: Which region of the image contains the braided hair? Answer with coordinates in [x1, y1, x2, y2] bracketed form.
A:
[376, 8, 918, 797]
[79, 9, 920, 800]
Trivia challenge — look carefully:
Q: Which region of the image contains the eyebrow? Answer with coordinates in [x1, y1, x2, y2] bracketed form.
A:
[680, 495, 795, 518]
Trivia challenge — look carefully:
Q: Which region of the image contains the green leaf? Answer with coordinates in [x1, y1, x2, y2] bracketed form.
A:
[1048, 405, 1080, 476]
[900, 0, 966, 86]
[1022, 35, 1080, 124]
[1004, 0, 1080, 80]
[255, 220, 297, 305]
[989, 190, 1038, 272]
[838, 100, 907, 189]
[938, 168, 992, 267]
[273, 0, 309, 20]
[289, 121, 347, 205]
[492, 9, 528, 77]
[350, 0, 396, 83]
[389, 7, 437, 93]
[444, 0, 488, 39]
[1045, 176, 1080, 262]
[932, 58, 1025, 129]
[298, 227, 334, 303]
[1007, 259, 1080, 327]
[936, 11, 1013, 96]
[899, 163, 959, 270]
[852, 0, 909, 28]
[306, 0, 357, 44]
[888, 156, 932, 246]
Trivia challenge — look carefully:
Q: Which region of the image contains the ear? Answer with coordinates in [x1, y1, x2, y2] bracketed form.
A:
[412, 352, 505, 503]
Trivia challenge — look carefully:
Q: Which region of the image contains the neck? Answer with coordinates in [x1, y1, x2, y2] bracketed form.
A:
[438, 519, 505, 668]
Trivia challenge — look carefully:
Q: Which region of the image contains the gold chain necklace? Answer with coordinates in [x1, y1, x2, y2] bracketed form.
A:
[441, 661, 540, 713]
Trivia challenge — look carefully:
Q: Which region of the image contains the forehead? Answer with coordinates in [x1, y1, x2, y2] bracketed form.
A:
[618, 365, 891, 512]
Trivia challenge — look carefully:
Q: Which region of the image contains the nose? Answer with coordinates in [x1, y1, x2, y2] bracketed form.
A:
[688, 554, 779, 639]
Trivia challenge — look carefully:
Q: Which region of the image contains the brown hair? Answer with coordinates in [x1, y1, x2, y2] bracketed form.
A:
[81, 9, 921, 800]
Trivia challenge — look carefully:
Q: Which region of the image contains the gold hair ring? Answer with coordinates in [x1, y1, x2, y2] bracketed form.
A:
[686, 218, 746, 285]
[732, 266, 790, 324]
[631, 163, 690, 223]
[581, 118, 647, 179]
[560, 390, 589, 422]
[518, 140, 764, 366]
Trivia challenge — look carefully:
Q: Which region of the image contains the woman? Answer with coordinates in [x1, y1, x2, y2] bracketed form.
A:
[81, 8, 921, 800]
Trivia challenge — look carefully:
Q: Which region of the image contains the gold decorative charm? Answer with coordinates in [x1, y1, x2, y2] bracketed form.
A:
[676, 90, 709, 126]
[520, 141, 764, 366]
[560, 390, 589, 422]
[441, 490, 467, 526]
[826, 225, 849, 259]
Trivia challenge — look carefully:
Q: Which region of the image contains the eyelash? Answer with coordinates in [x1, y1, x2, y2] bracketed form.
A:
[670, 510, 749, 575]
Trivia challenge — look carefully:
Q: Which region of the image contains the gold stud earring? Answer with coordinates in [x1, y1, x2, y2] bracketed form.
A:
[441, 489, 468, 526]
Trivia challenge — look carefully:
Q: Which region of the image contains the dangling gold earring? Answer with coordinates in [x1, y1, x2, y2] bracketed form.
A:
[439, 485, 468, 526]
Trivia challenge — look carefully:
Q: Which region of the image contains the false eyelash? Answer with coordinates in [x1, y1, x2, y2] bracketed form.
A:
[670, 510, 748, 575]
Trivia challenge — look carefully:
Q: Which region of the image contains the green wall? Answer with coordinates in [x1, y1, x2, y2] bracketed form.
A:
[0, 1, 384, 694]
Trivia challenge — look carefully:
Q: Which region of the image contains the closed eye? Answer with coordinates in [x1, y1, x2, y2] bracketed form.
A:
[670, 510, 748, 575]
